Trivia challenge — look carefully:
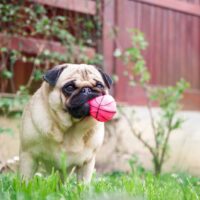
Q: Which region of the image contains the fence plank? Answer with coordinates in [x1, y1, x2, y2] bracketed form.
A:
[31, 0, 96, 15]
[103, 0, 115, 74]
[0, 34, 95, 58]
[193, 16, 200, 88]
[109, 0, 200, 109]
[132, 0, 200, 17]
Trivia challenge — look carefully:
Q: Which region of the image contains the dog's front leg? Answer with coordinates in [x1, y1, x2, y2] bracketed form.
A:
[76, 157, 95, 184]
[19, 152, 38, 180]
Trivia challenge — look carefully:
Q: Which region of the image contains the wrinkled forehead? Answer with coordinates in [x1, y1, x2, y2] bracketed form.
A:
[57, 64, 103, 87]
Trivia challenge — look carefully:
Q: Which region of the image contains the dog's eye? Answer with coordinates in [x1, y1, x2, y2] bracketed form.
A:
[66, 85, 75, 92]
[66, 85, 75, 91]
[96, 83, 104, 89]
[62, 84, 76, 95]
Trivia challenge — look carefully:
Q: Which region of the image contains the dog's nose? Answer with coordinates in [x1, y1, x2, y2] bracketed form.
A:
[81, 87, 92, 94]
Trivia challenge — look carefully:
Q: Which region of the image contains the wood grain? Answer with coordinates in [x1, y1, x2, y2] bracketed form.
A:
[108, 0, 200, 109]
[0, 34, 95, 58]
[31, 0, 96, 15]
[132, 0, 200, 17]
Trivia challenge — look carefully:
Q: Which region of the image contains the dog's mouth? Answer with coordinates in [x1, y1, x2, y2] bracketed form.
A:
[66, 92, 100, 119]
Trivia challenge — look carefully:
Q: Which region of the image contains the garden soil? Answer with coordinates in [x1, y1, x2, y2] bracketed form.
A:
[0, 106, 200, 176]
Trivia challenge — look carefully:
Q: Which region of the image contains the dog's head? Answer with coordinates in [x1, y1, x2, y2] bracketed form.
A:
[43, 64, 112, 119]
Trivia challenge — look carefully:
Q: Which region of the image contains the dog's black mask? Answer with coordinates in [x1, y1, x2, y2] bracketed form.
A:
[67, 87, 100, 119]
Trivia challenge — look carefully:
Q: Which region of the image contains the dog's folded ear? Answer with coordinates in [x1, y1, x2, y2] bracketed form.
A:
[98, 69, 113, 89]
[43, 66, 66, 86]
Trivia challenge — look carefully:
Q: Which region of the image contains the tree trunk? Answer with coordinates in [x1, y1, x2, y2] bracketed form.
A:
[153, 158, 162, 176]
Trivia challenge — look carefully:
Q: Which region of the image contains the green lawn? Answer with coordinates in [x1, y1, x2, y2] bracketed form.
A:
[0, 171, 200, 200]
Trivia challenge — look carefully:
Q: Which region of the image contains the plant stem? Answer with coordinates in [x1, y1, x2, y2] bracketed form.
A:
[143, 86, 159, 152]
[159, 117, 173, 169]
[120, 107, 156, 158]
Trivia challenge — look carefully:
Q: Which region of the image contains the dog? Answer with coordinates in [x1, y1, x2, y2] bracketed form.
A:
[19, 63, 112, 183]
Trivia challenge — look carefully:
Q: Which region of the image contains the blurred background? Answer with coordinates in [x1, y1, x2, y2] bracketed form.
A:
[0, 0, 200, 176]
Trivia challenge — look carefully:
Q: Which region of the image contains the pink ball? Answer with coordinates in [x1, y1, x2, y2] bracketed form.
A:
[88, 95, 117, 122]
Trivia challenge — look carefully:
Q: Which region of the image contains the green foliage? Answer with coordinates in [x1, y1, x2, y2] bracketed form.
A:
[0, 127, 13, 135]
[0, 1, 102, 117]
[118, 29, 150, 86]
[150, 79, 189, 109]
[0, 1, 102, 85]
[1, 70, 13, 79]
[33, 69, 43, 82]
[0, 2, 19, 24]
[116, 29, 189, 175]
[128, 155, 145, 175]
[0, 172, 200, 200]
[0, 93, 29, 117]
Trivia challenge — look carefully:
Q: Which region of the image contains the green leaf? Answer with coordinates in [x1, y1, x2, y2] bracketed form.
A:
[18, 86, 29, 96]
[34, 58, 41, 66]
[0, 47, 8, 52]
[171, 118, 185, 130]
[33, 4, 46, 15]
[112, 74, 119, 83]
[113, 48, 122, 57]
[34, 69, 43, 81]
[1, 70, 13, 79]
[0, 127, 13, 135]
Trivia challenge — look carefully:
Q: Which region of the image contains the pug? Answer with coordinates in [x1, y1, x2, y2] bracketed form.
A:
[19, 63, 112, 183]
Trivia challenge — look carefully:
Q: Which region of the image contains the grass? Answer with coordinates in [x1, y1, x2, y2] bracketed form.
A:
[0, 170, 200, 200]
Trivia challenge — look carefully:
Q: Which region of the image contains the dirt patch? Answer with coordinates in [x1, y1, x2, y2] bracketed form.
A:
[1, 106, 200, 176]
[0, 116, 20, 162]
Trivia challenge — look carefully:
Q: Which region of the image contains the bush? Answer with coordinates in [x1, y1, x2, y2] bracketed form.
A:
[115, 29, 189, 175]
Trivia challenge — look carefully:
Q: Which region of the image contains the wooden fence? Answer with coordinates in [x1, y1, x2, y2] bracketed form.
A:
[1, 0, 200, 109]
[0, 0, 97, 92]
[103, 0, 200, 109]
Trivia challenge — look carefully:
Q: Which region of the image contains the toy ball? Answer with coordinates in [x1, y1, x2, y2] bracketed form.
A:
[88, 95, 117, 122]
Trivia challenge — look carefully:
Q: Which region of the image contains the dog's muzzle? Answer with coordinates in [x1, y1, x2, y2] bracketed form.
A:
[67, 87, 100, 119]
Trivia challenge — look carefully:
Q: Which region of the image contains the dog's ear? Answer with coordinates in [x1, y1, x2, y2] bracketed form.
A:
[43, 66, 66, 87]
[98, 69, 113, 89]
